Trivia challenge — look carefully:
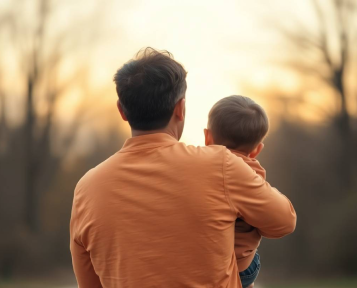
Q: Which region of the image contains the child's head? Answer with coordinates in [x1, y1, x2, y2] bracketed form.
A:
[205, 95, 269, 157]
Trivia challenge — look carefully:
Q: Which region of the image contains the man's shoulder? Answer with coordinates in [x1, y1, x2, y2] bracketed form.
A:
[175, 143, 227, 161]
[75, 152, 119, 192]
[181, 144, 247, 165]
[168, 143, 246, 175]
[185, 143, 225, 154]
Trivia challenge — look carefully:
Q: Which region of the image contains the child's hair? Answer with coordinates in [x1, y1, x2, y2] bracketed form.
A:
[208, 95, 269, 152]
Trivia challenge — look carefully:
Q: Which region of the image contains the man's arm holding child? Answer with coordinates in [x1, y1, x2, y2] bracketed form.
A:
[224, 149, 296, 239]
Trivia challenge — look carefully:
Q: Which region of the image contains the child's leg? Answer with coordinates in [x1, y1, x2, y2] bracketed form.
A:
[239, 252, 260, 288]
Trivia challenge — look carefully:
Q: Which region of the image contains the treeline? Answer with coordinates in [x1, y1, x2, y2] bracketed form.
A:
[1, 116, 356, 279]
[258, 118, 357, 279]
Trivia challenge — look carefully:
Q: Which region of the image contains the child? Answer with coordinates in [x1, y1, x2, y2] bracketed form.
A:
[204, 95, 269, 288]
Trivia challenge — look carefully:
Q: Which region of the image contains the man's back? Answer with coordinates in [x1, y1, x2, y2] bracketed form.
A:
[71, 133, 243, 287]
[70, 133, 296, 288]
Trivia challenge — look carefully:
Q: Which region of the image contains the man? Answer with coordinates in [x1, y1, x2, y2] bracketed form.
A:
[70, 47, 296, 288]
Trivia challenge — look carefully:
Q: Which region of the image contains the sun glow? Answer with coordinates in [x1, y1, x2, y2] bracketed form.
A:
[1, 0, 342, 149]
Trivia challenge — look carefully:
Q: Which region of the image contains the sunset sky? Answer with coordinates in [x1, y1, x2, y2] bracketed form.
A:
[1, 0, 342, 149]
[86, 0, 327, 146]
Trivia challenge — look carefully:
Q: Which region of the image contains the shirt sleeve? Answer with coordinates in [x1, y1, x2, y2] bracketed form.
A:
[70, 188, 103, 288]
[224, 149, 297, 239]
[239, 157, 266, 180]
[70, 239, 103, 288]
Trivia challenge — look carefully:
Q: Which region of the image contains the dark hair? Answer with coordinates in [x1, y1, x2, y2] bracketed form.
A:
[113, 47, 187, 130]
[208, 95, 269, 151]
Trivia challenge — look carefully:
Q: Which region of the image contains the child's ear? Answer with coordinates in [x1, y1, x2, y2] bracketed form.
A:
[249, 142, 264, 159]
[204, 129, 214, 146]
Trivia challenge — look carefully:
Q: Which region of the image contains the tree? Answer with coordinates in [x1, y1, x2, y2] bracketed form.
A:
[0, 0, 105, 233]
[269, 0, 357, 187]
[0, 0, 119, 278]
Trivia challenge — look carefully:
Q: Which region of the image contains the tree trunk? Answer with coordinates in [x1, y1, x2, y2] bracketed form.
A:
[24, 78, 39, 233]
[334, 69, 353, 189]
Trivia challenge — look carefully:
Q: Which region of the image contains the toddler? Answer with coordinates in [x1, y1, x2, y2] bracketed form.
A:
[204, 95, 269, 288]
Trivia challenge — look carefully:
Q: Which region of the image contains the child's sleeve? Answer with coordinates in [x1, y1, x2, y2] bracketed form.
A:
[224, 149, 296, 239]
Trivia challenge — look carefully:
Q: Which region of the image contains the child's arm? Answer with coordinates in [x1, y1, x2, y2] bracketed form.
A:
[224, 149, 296, 239]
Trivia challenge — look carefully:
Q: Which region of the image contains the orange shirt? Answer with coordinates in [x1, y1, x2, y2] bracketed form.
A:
[230, 151, 267, 272]
[70, 133, 296, 288]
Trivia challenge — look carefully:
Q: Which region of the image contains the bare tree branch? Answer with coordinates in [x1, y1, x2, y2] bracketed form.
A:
[266, 0, 357, 187]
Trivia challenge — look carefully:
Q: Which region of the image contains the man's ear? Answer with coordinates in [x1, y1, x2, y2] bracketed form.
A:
[174, 98, 185, 121]
[249, 142, 264, 159]
[117, 100, 128, 121]
[204, 128, 214, 146]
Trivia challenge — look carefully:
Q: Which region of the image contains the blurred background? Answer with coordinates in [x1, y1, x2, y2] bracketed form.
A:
[0, 0, 356, 287]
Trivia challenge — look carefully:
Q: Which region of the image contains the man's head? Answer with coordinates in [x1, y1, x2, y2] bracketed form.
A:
[204, 95, 269, 158]
[113, 47, 187, 139]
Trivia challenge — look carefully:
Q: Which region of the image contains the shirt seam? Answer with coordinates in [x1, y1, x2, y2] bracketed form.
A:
[222, 147, 238, 216]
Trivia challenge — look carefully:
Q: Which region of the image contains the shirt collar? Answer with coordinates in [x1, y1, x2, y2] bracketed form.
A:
[119, 133, 178, 153]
